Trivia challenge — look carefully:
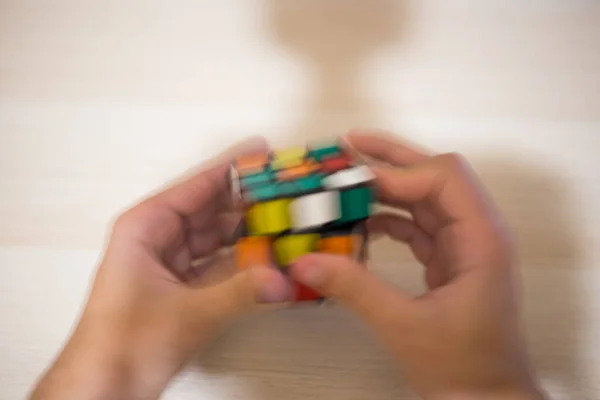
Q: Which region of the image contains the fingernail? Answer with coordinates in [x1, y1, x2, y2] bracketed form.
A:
[251, 268, 290, 303]
[292, 259, 325, 286]
[257, 283, 288, 303]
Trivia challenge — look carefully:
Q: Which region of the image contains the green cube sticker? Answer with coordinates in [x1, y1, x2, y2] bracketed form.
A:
[294, 174, 323, 193]
[337, 186, 374, 224]
[241, 170, 273, 187]
[308, 144, 340, 161]
[277, 181, 299, 197]
[247, 184, 279, 202]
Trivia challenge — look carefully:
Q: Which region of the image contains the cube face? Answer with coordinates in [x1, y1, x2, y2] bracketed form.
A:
[231, 140, 375, 303]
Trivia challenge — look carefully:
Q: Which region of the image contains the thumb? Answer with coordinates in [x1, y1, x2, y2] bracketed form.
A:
[290, 254, 415, 328]
[196, 266, 291, 321]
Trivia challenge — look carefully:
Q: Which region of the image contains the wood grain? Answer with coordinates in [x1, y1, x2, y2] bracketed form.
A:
[0, 1, 599, 399]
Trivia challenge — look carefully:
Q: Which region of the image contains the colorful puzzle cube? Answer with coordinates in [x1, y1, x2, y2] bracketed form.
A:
[230, 141, 375, 303]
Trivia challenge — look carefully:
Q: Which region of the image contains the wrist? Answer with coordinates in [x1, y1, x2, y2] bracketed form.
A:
[30, 326, 133, 400]
[30, 314, 172, 400]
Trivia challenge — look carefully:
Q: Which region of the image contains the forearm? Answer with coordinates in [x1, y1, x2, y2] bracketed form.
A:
[29, 344, 130, 400]
[28, 317, 170, 400]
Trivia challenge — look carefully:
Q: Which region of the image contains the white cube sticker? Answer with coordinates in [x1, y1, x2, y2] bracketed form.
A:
[290, 191, 341, 230]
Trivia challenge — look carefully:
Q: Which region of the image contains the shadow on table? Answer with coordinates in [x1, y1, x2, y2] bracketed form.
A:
[477, 157, 591, 399]
[265, 0, 406, 144]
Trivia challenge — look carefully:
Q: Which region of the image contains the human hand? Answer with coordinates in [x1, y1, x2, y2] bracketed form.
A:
[290, 132, 546, 400]
[30, 137, 290, 400]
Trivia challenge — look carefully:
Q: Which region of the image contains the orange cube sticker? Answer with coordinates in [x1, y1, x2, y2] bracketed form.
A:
[277, 160, 319, 181]
[236, 153, 269, 175]
[317, 235, 355, 255]
[236, 236, 273, 269]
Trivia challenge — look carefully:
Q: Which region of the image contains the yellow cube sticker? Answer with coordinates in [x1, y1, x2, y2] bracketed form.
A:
[273, 234, 319, 266]
[246, 198, 292, 235]
[271, 147, 306, 170]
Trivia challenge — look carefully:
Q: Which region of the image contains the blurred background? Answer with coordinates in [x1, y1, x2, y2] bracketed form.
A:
[0, 1, 599, 399]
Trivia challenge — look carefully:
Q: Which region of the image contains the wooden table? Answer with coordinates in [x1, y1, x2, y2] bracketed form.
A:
[1, 1, 599, 398]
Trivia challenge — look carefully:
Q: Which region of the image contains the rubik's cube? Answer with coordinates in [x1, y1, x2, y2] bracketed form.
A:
[230, 141, 375, 302]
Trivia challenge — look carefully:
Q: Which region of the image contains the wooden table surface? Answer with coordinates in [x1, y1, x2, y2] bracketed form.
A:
[1, 1, 599, 399]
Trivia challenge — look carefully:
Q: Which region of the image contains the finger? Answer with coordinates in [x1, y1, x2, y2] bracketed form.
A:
[367, 214, 449, 289]
[187, 212, 243, 258]
[151, 136, 269, 217]
[216, 212, 245, 247]
[345, 130, 430, 166]
[371, 154, 497, 222]
[290, 254, 416, 329]
[367, 213, 434, 266]
[374, 202, 441, 236]
[187, 204, 242, 232]
[186, 252, 236, 286]
[424, 257, 447, 289]
[185, 192, 233, 230]
[187, 231, 223, 259]
[193, 266, 291, 321]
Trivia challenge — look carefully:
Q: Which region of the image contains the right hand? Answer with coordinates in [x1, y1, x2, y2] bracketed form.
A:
[290, 132, 546, 400]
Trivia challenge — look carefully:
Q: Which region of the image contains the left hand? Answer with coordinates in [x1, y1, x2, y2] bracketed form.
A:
[30, 137, 291, 400]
